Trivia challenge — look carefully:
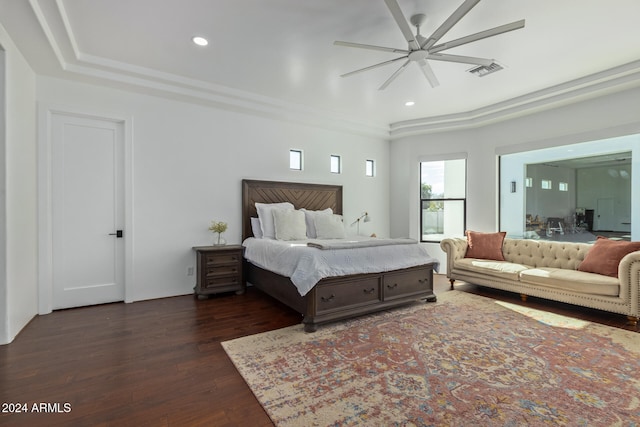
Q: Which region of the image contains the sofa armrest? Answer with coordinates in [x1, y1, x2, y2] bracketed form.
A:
[619, 250, 640, 316]
[440, 238, 467, 277]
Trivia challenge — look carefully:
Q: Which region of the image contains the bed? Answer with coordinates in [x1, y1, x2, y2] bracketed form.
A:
[241, 179, 437, 332]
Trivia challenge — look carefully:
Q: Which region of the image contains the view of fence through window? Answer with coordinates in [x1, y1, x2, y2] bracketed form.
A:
[420, 158, 466, 242]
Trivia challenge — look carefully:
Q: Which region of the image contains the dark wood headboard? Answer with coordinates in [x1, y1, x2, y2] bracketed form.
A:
[242, 180, 343, 241]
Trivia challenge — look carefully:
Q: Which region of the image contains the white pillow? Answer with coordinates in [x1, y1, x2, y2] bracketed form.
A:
[272, 209, 307, 241]
[250, 217, 263, 238]
[314, 214, 346, 239]
[300, 208, 333, 238]
[256, 202, 294, 239]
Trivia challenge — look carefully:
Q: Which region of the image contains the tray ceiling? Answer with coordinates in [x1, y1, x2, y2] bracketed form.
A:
[2, 0, 640, 136]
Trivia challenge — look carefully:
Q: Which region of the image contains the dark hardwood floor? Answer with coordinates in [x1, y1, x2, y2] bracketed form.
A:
[1, 275, 636, 426]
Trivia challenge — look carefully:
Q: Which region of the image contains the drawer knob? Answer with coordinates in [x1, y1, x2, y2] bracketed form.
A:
[363, 288, 376, 294]
[321, 294, 336, 303]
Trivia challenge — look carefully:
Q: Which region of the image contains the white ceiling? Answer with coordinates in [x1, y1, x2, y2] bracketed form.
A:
[2, 0, 640, 136]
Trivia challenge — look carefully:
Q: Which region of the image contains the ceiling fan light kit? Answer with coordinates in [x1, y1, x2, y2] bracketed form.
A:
[334, 0, 525, 90]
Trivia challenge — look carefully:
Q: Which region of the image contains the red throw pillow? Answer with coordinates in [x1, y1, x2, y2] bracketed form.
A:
[464, 231, 506, 261]
[578, 236, 640, 278]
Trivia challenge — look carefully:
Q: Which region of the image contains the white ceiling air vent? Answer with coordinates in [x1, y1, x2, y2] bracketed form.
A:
[468, 62, 504, 77]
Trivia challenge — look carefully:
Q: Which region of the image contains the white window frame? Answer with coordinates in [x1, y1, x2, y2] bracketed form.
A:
[419, 155, 467, 243]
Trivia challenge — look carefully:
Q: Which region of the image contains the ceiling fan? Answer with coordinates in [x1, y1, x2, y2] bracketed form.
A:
[334, 0, 525, 90]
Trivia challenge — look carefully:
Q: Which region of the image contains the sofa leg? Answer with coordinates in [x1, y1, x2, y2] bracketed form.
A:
[627, 316, 638, 327]
[520, 294, 528, 302]
[449, 279, 455, 290]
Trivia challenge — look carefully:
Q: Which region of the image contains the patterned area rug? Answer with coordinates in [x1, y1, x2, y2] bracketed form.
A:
[222, 291, 640, 426]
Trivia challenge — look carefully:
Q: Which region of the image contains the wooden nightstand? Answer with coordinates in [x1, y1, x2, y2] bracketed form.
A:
[192, 245, 245, 299]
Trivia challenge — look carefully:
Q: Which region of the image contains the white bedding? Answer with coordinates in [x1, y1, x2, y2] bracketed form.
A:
[242, 236, 440, 296]
[306, 237, 417, 250]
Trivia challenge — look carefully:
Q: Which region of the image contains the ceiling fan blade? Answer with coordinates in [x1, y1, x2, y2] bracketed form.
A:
[378, 59, 411, 90]
[340, 56, 409, 78]
[430, 19, 525, 54]
[384, 0, 420, 50]
[422, 0, 481, 50]
[427, 53, 493, 67]
[334, 41, 409, 54]
[418, 59, 440, 88]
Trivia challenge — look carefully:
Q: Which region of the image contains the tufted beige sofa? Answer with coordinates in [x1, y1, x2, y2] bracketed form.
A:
[440, 238, 640, 326]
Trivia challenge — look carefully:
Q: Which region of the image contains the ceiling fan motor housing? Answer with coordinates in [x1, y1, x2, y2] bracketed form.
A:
[408, 50, 429, 61]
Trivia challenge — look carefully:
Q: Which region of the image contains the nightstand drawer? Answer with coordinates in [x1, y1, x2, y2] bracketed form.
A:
[204, 252, 241, 266]
[203, 275, 241, 289]
[206, 264, 240, 278]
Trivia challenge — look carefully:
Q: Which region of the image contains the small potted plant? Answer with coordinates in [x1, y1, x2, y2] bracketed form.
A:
[208, 220, 228, 246]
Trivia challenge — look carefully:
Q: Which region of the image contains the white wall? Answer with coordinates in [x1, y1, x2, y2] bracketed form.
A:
[390, 87, 640, 271]
[390, 128, 498, 270]
[577, 165, 633, 232]
[525, 164, 576, 221]
[0, 24, 38, 345]
[37, 76, 390, 304]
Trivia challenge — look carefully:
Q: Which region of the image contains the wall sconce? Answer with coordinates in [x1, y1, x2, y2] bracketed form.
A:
[510, 181, 516, 193]
[351, 212, 371, 235]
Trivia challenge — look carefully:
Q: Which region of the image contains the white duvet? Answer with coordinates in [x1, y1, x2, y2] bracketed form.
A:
[242, 236, 439, 296]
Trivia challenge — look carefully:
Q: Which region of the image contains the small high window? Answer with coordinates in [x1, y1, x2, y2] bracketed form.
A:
[541, 179, 552, 190]
[365, 159, 375, 177]
[559, 182, 568, 191]
[330, 155, 341, 174]
[289, 150, 302, 170]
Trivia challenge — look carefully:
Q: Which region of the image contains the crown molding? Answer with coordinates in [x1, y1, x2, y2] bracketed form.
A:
[389, 60, 640, 139]
[28, 0, 390, 139]
[29, 0, 640, 142]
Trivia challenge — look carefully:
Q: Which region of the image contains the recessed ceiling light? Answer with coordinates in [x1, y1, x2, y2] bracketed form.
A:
[192, 36, 208, 46]
[405, 101, 415, 106]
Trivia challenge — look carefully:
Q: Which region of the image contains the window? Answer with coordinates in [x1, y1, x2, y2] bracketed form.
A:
[541, 179, 552, 189]
[559, 182, 568, 191]
[420, 158, 466, 242]
[365, 159, 375, 177]
[525, 177, 533, 187]
[330, 155, 341, 174]
[289, 149, 302, 170]
[500, 139, 634, 242]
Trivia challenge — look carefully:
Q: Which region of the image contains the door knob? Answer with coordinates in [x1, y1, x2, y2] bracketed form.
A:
[109, 230, 123, 238]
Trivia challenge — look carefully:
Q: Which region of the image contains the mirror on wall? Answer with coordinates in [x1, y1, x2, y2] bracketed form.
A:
[500, 134, 638, 243]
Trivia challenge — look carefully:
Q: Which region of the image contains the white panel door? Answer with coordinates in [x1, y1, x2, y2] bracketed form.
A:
[51, 114, 125, 309]
[595, 198, 615, 231]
